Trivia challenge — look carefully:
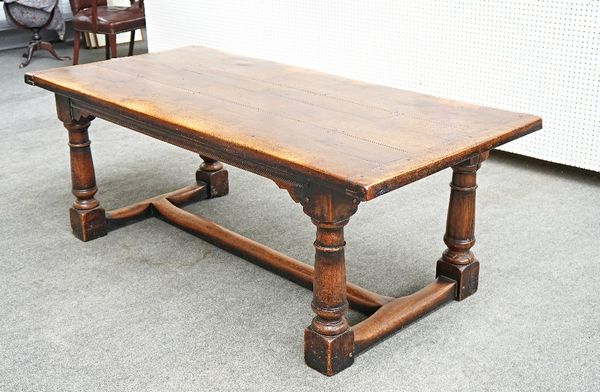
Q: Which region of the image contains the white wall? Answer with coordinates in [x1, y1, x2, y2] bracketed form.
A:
[144, 0, 599, 172]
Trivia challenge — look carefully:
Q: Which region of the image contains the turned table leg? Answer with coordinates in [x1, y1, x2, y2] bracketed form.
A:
[196, 155, 229, 198]
[56, 95, 107, 242]
[436, 152, 488, 300]
[299, 188, 359, 375]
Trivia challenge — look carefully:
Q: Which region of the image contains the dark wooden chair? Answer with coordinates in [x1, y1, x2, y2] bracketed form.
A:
[69, 0, 145, 65]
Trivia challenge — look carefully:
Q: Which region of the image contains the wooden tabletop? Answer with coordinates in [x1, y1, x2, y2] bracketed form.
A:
[26, 46, 541, 200]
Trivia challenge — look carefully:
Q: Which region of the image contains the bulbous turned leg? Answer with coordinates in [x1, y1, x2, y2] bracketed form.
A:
[196, 155, 228, 198]
[436, 153, 488, 301]
[300, 188, 359, 376]
[56, 95, 107, 242]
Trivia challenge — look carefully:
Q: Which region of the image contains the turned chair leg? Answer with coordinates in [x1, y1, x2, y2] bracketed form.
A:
[73, 31, 81, 65]
[300, 189, 359, 376]
[18, 28, 69, 68]
[105, 35, 110, 60]
[196, 155, 229, 197]
[108, 34, 117, 59]
[128, 30, 135, 56]
[20, 42, 35, 68]
[436, 153, 488, 300]
[40, 41, 69, 62]
[56, 96, 107, 242]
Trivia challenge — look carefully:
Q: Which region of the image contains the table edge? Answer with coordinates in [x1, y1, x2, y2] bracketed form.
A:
[25, 71, 543, 201]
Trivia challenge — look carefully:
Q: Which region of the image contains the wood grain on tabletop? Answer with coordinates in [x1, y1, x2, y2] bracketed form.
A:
[26, 46, 542, 200]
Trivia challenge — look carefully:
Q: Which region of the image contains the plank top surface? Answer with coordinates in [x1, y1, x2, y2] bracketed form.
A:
[26, 46, 541, 200]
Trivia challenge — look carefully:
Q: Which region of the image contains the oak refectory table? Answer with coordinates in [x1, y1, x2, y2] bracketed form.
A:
[25, 46, 542, 376]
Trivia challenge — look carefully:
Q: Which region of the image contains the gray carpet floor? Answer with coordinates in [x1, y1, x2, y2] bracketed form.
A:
[1, 41, 599, 392]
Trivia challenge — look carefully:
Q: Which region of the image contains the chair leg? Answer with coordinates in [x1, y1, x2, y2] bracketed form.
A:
[40, 41, 70, 62]
[105, 35, 110, 60]
[108, 34, 117, 59]
[73, 31, 81, 65]
[20, 42, 36, 68]
[128, 30, 135, 56]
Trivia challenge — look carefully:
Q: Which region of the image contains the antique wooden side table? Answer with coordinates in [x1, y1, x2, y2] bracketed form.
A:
[26, 46, 542, 376]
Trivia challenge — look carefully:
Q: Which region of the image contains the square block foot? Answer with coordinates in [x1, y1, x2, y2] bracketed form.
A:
[436, 259, 479, 301]
[196, 169, 229, 198]
[304, 327, 354, 376]
[70, 207, 107, 242]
